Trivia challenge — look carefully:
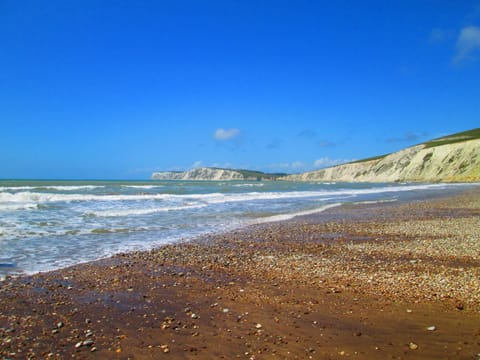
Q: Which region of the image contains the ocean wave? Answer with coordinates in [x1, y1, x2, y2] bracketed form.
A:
[353, 199, 398, 205]
[253, 203, 341, 224]
[0, 183, 453, 207]
[231, 183, 265, 187]
[0, 185, 103, 192]
[0, 181, 471, 277]
[89, 204, 207, 217]
[121, 185, 164, 189]
[0, 203, 39, 211]
[0, 191, 165, 204]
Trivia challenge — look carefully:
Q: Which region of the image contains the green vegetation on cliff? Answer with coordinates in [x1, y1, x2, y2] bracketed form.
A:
[424, 128, 480, 148]
[280, 128, 480, 183]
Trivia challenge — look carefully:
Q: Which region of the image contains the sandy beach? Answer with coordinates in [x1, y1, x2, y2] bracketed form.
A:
[1, 187, 480, 359]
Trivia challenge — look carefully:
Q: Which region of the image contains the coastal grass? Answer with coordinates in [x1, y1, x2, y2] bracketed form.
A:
[424, 127, 480, 148]
[346, 153, 389, 165]
[333, 127, 479, 167]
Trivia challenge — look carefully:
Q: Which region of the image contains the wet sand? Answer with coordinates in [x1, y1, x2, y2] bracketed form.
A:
[1, 188, 480, 359]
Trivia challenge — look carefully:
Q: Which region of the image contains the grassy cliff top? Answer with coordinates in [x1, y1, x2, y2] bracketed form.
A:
[424, 128, 480, 148]
[344, 128, 480, 166]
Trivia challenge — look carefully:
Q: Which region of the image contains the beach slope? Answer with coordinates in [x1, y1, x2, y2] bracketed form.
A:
[1, 188, 480, 359]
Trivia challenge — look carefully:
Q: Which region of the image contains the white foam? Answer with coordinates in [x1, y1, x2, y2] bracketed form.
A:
[0, 185, 103, 191]
[254, 203, 342, 224]
[1, 181, 471, 277]
[90, 204, 207, 217]
[0, 191, 162, 204]
[45, 185, 104, 191]
[353, 199, 398, 205]
[232, 183, 265, 187]
[0, 203, 39, 211]
[121, 185, 164, 189]
[0, 183, 456, 208]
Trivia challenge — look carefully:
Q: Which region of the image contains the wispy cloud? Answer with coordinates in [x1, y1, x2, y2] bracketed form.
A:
[192, 160, 203, 168]
[313, 157, 352, 169]
[429, 28, 454, 43]
[298, 129, 336, 148]
[189, 161, 237, 170]
[466, 5, 480, 22]
[387, 131, 428, 143]
[268, 161, 307, 171]
[317, 140, 335, 148]
[266, 138, 284, 149]
[298, 129, 316, 139]
[214, 128, 240, 141]
[268, 158, 353, 173]
[453, 26, 480, 63]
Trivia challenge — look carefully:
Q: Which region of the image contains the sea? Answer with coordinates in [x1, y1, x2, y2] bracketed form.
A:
[0, 179, 474, 278]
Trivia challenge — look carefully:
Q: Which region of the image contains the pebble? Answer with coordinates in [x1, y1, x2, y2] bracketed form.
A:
[82, 339, 94, 347]
[408, 342, 418, 350]
[3, 191, 480, 359]
[75, 339, 94, 349]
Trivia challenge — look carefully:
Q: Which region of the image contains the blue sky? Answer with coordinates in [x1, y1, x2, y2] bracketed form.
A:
[1, 1, 479, 179]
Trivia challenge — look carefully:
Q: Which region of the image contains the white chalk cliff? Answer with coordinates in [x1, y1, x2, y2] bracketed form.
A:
[152, 167, 286, 181]
[151, 167, 245, 181]
[282, 132, 480, 183]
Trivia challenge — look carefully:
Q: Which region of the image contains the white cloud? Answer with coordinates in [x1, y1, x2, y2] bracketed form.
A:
[387, 131, 428, 143]
[313, 157, 352, 168]
[466, 5, 480, 22]
[454, 26, 480, 63]
[281, 162, 306, 169]
[269, 158, 355, 173]
[214, 128, 240, 141]
[429, 28, 453, 43]
[190, 161, 239, 170]
[290, 161, 306, 169]
[211, 162, 235, 169]
[267, 162, 307, 172]
[192, 161, 203, 169]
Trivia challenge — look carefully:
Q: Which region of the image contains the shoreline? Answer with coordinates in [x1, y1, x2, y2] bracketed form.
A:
[1, 187, 480, 359]
[1, 182, 474, 280]
[1, 181, 475, 280]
